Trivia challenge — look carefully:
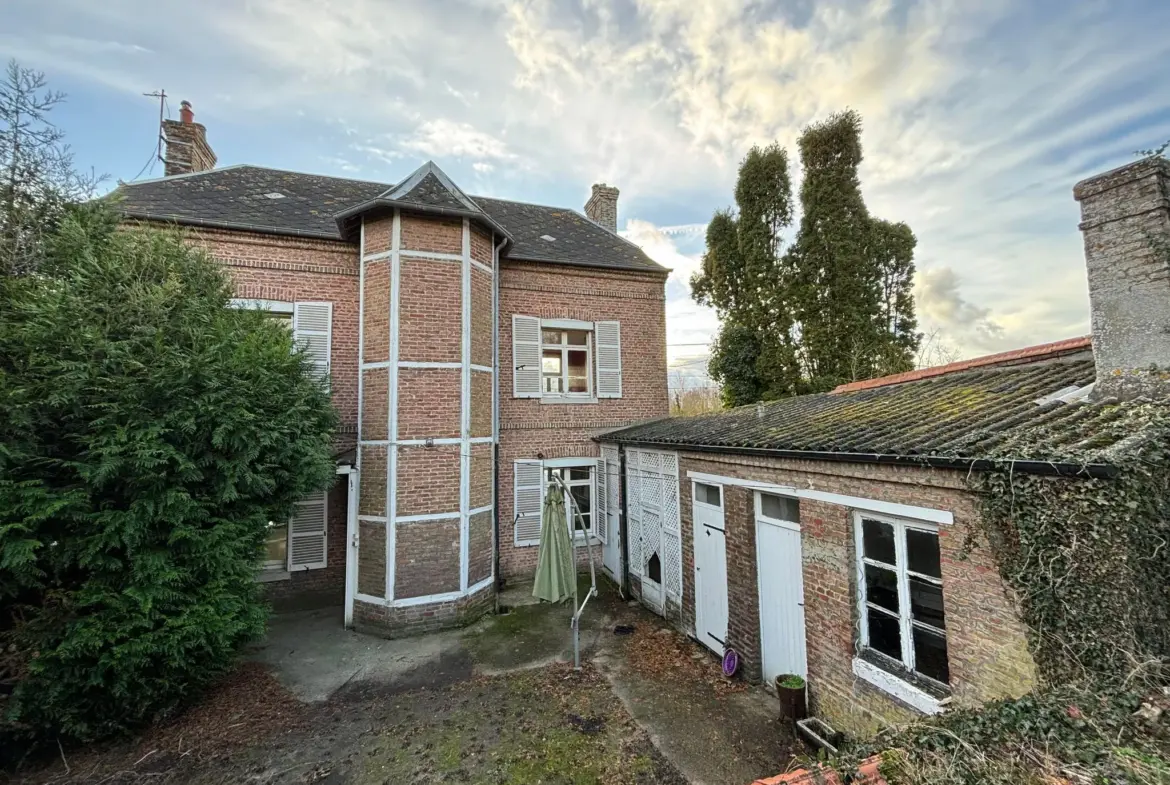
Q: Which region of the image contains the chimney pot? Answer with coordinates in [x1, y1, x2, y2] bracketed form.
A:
[179, 100, 194, 124]
[585, 183, 620, 234]
[162, 100, 216, 177]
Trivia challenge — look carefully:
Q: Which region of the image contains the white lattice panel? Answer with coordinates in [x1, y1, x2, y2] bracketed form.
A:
[663, 530, 682, 600]
[627, 463, 643, 577]
[642, 451, 662, 473]
[662, 475, 679, 533]
[642, 509, 662, 576]
[628, 511, 643, 577]
[660, 452, 678, 477]
[642, 471, 663, 510]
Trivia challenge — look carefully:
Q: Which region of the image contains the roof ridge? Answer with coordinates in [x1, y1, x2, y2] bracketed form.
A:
[831, 336, 1093, 395]
[120, 163, 392, 189]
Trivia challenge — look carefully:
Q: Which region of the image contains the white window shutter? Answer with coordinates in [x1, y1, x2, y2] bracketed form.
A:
[595, 321, 622, 398]
[513, 459, 545, 546]
[594, 457, 607, 543]
[512, 315, 542, 398]
[288, 490, 328, 570]
[293, 302, 332, 384]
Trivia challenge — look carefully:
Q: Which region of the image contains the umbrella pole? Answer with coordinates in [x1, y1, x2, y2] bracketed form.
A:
[551, 474, 599, 671]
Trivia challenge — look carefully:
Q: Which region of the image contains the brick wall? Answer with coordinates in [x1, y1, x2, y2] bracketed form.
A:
[498, 261, 667, 577]
[664, 451, 1037, 737]
[264, 473, 348, 610]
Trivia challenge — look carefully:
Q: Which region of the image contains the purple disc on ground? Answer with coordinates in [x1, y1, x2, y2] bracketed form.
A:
[722, 649, 739, 677]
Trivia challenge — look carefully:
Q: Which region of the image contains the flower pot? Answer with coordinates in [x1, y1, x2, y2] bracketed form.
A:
[775, 674, 807, 721]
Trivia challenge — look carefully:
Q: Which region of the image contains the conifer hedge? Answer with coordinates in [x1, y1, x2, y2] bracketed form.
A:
[0, 208, 337, 746]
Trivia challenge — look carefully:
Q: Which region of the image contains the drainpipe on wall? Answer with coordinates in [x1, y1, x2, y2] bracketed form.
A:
[618, 444, 630, 595]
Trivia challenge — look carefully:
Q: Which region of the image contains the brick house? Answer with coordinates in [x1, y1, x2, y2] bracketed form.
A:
[113, 102, 668, 635]
[598, 156, 1170, 738]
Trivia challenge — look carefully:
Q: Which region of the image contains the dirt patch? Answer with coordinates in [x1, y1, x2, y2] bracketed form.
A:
[624, 623, 747, 698]
[7, 661, 684, 785]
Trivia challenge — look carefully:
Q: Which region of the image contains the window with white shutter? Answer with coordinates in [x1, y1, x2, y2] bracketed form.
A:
[513, 459, 545, 546]
[594, 320, 622, 398]
[594, 456, 608, 543]
[293, 302, 333, 384]
[288, 490, 328, 570]
[512, 315, 542, 398]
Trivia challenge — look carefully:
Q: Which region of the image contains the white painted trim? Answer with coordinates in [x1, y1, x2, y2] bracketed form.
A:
[468, 575, 494, 596]
[471, 364, 493, 374]
[460, 218, 472, 594]
[685, 471, 954, 525]
[354, 220, 366, 616]
[387, 210, 401, 602]
[542, 317, 593, 330]
[362, 361, 393, 370]
[362, 250, 392, 262]
[400, 250, 462, 263]
[397, 511, 460, 523]
[344, 469, 359, 628]
[393, 590, 463, 608]
[754, 491, 802, 532]
[540, 396, 598, 405]
[543, 456, 598, 468]
[360, 440, 392, 446]
[358, 514, 388, 523]
[257, 569, 291, 583]
[230, 297, 294, 313]
[355, 592, 389, 606]
[399, 361, 461, 369]
[470, 504, 493, 516]
[471, 258, 493, 275]
[396, 436, 493, 446]
[852, 658, 943, 715]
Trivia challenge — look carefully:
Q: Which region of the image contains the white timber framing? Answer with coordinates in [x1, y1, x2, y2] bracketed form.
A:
[460, 218, 472, 593]
[684, 470, 954, 526]
[387, 209, 402, 601]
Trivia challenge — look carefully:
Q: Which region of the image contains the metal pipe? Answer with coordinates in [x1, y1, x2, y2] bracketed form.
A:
[550, 473, 599, 670]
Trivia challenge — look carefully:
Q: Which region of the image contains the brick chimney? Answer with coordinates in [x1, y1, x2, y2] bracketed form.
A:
[162, 100, 217, 176]
[585, 183, 620, 233]
[1075, 156, 1170, 400]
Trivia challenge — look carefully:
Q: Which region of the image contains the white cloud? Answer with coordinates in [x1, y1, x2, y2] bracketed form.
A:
[6, 0, 1169, 365]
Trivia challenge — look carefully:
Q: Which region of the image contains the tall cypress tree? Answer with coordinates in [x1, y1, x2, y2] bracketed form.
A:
[788, 110, 919, 389]
[691, 143, 799, 406]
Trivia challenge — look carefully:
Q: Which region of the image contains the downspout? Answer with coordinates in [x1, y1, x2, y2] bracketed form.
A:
[618, 444, 630, 595]
[492, 231, 507, 596]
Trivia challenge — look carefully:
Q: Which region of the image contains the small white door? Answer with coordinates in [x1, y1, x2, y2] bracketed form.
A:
[343, 468, 359, 628]
[756, 511, 808, 684]
[693, 482, 729, 655]
[601, 446, 623, 582]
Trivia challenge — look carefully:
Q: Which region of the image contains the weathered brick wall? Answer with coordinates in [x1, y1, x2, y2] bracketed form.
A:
[395, 519, 461, 598]
[1075, 157, 1170, 399]
[353, 581, 495, 638]
[669, 451, 1037, 737]
[499, 261, 668, 577]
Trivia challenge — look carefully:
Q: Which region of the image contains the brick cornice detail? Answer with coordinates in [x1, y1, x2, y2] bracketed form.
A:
[500, 280, 664, 301]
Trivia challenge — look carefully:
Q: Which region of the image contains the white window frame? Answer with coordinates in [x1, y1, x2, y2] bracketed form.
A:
[755, 491, 801, 532]
[230, 298, 295, 314]
[853, 510, 949, 692]
[539, 321, 594, 401]
[544, 457, 596, 538]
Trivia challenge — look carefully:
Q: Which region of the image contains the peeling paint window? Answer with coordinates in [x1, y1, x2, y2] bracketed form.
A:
[856, 515, 950, 686]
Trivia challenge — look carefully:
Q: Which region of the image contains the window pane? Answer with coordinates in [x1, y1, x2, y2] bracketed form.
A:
[913, 627, 950, 683]
[862, 519, 896, 565]
[867, 608, 902, 661]
[910, 577, 946, 630]
[865, 564, 899, 614]
[567, 330, 588, 345]
[695, 483, 721, 507]
[570, 485, 591, 517]
[568, 467, 591, 482]
[543, 376, 564, 393]
[265, 520, 287, 565]
[907, 529, 942, 578]
[761, 493, 799, 522]
[542, 329, 563, 344]
[542, 350, 562, 374]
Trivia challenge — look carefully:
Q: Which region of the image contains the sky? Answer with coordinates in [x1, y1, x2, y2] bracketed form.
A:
[6, 0, 1170, 387]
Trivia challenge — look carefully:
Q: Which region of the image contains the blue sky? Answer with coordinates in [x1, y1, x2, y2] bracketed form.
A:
[6, 0, 1170, 383]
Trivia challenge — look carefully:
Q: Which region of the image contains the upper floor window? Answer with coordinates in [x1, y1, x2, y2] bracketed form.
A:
[542, 328, 592, 396]
[513, 315, 621, 401]
[231, 298, 332, 383]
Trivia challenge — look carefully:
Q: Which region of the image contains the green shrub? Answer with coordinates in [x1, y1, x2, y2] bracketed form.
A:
[0, 208, 337, 746]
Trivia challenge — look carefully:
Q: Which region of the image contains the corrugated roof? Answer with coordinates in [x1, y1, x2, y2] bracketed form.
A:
[111, 165, 667, 274]
[601, 357, 1165, 471]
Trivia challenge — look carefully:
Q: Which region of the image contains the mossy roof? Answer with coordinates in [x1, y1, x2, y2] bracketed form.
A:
[603, 359, 1164, 470]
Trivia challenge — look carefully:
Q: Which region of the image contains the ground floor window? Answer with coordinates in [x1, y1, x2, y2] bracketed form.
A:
[546, 463, 593, 534]
[855, 512, 950, 686]
[263, 519, 288, 571]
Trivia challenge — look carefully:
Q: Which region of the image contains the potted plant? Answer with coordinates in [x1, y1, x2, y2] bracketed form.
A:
[775, 673, 807, 721]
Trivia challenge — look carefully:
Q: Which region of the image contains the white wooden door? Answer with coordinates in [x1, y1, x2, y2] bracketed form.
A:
[623, 448, 681, 616]
[756, 516, 808, 683]
[600, 445, 623, 582]
[692, 482, 728, 655]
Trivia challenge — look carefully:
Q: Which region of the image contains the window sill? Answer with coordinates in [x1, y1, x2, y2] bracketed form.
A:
[257, 569, 291, 583]
[540, 396, 598, 405]
[852, 656, 946, 715]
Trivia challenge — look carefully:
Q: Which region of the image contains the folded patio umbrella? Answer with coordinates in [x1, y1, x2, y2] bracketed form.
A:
[532, 483, 576, 603]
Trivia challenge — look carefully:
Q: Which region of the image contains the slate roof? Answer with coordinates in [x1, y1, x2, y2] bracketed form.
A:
[111, 165, 666, 274]
[601, 357, 1166, 473]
